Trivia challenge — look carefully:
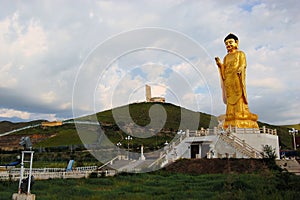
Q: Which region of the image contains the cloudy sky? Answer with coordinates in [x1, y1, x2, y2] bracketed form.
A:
[0, 0, 299, 125]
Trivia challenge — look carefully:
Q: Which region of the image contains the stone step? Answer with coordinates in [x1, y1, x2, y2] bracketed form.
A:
[276, 159, 300, 175]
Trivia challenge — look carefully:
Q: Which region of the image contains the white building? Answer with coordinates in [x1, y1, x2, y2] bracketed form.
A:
[145, 85, 165, 103]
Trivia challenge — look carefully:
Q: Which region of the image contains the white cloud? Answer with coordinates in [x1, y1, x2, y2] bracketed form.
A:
[0, 12, 48, 59]
[0, 108, 30, 120]
[249, 77, 284, 90]
[0, 1, 299, 125]
[141, 62, 166, 81]
[89, 11, 94, 19]
[59, 102, 72, 110]
[30, 113, 57, 121]
[15, 19, 48, 57]
[41, 91, 57, 104]
[0, 108, 58, 121]
[0, 62, 17, 87]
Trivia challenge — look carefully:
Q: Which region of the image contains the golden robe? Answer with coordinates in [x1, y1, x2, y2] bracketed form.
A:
[220, 51, 258, 129]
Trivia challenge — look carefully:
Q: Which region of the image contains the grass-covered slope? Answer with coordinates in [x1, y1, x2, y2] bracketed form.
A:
[0, 120, 45, 134]
[0, 102, 297, 150]
[95, 102, 217, 130]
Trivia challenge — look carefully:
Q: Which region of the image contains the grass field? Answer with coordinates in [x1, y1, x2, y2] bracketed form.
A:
[1, 170, 299, 200]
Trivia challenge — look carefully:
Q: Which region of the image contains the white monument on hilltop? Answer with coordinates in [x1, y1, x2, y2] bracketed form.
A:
[145, 85, 165, 103]
[145, 84, 152, 102]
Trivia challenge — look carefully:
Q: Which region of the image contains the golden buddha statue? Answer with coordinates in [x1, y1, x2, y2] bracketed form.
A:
[215, 33, 259, 129]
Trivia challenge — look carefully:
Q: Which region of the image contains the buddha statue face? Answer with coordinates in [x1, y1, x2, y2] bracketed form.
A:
[224, 38, 238, 53]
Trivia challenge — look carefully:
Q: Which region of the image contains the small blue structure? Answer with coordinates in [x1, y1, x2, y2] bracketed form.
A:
[5, 160, 21, 167]
[66, 160, 74, 172]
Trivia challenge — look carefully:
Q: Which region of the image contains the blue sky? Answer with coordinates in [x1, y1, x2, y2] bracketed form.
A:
[0, 0, 299, 125]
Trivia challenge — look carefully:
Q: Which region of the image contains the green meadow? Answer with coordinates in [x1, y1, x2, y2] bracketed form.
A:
[1, 170, 300, 200]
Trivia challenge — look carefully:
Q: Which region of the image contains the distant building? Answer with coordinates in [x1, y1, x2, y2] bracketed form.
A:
[145, 84, 151, 102]
[145, 85, 165, 103]
[149, 97, 165, 103]
[41, 121, 63, 127]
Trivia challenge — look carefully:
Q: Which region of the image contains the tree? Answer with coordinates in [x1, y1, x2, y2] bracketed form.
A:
[261, 145, 277, 159]
[261, 145, 279, 170]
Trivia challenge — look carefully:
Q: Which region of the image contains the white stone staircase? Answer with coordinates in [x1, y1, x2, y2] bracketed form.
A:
[218, 132, 262, 158]
[149, 133, 190, 169]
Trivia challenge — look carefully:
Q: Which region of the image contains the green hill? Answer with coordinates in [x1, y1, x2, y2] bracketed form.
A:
[96, 102, 217, 129]
[0, 102, 296, 150]
[77, 102, 218, 151]
[282, 124, 300, 130]
[0, 120, 45, 134]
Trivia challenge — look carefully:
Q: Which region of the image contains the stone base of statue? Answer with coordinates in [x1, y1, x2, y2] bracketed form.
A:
[223, 112, 259, 129]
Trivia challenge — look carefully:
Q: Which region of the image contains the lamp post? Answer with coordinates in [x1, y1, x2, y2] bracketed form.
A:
[164, 141, 169, 151]
[116, 142, 122, 158]
[289, 128, 298, 150]
[125, 136, 132, 160]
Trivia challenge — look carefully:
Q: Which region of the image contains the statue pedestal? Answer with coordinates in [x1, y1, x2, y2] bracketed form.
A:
[224, 119, 259, 129]
[224, 112, 259, 129]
